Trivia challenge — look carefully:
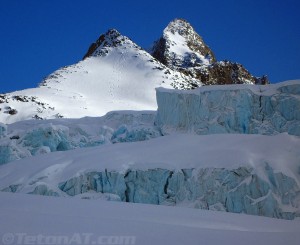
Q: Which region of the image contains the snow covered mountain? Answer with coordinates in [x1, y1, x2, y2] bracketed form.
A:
[151, 18, 267, 85]
[0, 28, 198, 124]
[0, 18, 268, 124]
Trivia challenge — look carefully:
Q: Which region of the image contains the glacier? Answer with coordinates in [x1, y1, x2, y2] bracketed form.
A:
[2, 80, 299, 165]
[155, 80, 300, 136]
[1, 133, 299, 220]
[1, 81, 300, 220]
[0, 111, 161, 165]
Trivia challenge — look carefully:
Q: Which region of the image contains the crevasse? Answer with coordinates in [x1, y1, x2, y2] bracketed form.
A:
[4, 165, 299, 220]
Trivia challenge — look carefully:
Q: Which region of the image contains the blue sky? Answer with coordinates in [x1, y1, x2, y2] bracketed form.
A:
[0, 0, 299, 93]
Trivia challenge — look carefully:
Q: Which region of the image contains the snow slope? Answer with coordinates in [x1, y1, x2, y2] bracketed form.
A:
[0, 192, 299, 245]
[0, 29, 197, 124]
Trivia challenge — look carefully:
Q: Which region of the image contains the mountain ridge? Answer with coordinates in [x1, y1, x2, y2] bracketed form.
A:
[1, 18, 267, 124]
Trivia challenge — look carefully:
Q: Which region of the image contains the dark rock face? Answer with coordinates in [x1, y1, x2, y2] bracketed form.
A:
[8, 109, 17, 115]
[203, 61, 256, 85]
[254, 75, 269, 85]
[0, 95, 7, 104]
[151, 37, 168, 66]
[83, 29, 123, 59]
[151, 18, 268, 86]
[83, 29, 140, 59]
[175, 61, 257, 85]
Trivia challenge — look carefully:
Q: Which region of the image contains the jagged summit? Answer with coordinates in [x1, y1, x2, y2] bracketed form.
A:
[165, 18, 191, 33]
[165, 19, 216, 63]
[83, 29, 140, 59]
[151, 18, 216, 70]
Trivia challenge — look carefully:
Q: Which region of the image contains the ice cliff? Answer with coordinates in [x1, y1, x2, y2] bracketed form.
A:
[3, 164, 300, 220]
[56, 165, 300, 220]
[0, 111, 161, 165]
[155, 80, 300, 136]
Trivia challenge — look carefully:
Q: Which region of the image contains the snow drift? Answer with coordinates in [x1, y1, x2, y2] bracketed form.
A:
[1, 192, 299, 245]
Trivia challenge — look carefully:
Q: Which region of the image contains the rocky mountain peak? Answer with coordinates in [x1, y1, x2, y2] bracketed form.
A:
[151, 18, 268, 86]
[151, 18, 216, 70]
[164, 18, 194, 36]
[83, 28, 138, 59]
